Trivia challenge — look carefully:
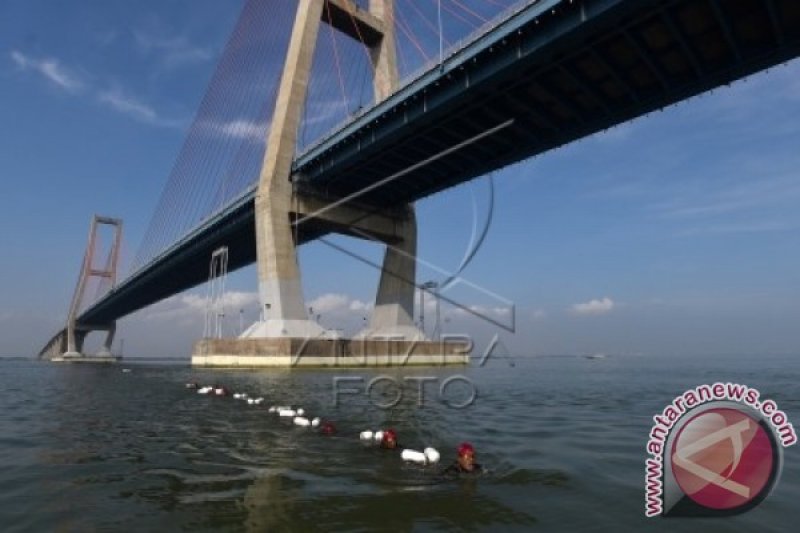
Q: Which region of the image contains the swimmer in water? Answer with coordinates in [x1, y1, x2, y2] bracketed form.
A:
[442, 442, 483, 475]
[380, 428, 399, 449]
[320, 421, 336, 436]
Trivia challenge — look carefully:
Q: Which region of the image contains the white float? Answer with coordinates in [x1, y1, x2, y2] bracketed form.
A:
[311, 417, 320, 427]
[424, 447, 441, 464]
[278, 409, 297, 417]
[358, 430, 389, 442]
[401, 447, 441, 465]
[401, 449, 427, 464]
[294, 416, 311, 427]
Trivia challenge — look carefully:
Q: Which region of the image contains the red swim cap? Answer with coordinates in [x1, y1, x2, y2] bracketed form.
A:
[458, 442, 475, 456]
[321, 421, 336, 435]
[383, 429, 397, 442]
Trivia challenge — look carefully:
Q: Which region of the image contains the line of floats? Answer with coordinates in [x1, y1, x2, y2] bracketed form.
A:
[188, 383, 443, 467]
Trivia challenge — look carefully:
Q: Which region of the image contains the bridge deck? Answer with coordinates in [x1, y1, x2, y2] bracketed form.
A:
[295, 0, 800, 206]
[72, 0, 800, 331]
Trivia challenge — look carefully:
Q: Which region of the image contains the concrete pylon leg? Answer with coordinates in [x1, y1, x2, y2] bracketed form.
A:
[244, 193, 326, 339]
[76, 331, 87, 355]
[369, 0, 398, 101]
[65, 323, 80, 357]
[241, 0, 327, 340]
[365, 206, 425, 340]
[97, 324, 116, 357]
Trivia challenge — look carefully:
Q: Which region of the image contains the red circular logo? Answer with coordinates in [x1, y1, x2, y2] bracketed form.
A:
[671, 407, 776, 511]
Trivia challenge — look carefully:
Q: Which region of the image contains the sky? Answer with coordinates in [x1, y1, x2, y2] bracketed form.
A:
[1, 0, 799, 358]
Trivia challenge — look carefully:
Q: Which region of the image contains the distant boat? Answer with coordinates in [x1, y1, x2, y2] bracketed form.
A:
[585, 353, 607, 360]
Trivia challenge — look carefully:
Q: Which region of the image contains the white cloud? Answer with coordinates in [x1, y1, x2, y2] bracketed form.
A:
[204, 119, 267, 142]
[308, 293, 351, 314]
[9, 50, 181, 129]
[142, 289, 517, 332]
[144, 291, 258, 322]
[98, 88, 156, 122]
[10, 50, 25, 66]
[654, 173, 800, 220]
[452, 304, 512, 318]
[97, 88, 181, 128]
[94, 30, 119, 47]
[307, 293, 373, 331]
[571, 297, 614, 316]
[349, 299, 371, 312]
[10, 50, 83, 93]
[147, 291, 369, 325]
[134, 30, 213, 68]
[679, 221, 795, 236]
[302, 99, 348, 127]
[305, 292, 514, 333]
[221, 291, 261, 310]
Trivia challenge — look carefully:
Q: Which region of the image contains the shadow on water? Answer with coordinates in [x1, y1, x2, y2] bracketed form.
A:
[235, 474, 538, 533]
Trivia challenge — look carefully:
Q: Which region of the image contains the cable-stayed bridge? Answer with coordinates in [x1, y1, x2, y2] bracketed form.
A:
[40, 0, 800, 363]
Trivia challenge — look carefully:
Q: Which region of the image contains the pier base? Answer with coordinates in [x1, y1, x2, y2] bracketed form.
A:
[52, 353, 122, 364]
[191, 337, 470, 368]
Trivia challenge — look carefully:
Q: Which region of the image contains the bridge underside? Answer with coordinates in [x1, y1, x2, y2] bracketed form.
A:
[295, 0, 800, 206]
[66, 0, 800, 340]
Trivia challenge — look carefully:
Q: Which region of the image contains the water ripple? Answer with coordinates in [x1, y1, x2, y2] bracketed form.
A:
[0, 356, 798, 531]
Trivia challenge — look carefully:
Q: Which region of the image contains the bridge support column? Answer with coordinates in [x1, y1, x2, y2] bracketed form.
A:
[245, 189, 327, 339]
[96, 323, 117, 357]
[362, 205, 422, 339]
[191, 0, 468, 366]
[244, 0, 327, 340]
[58, 323, 119, 362]
[55, 215, 123, 362]
[64, 326, 86, 358]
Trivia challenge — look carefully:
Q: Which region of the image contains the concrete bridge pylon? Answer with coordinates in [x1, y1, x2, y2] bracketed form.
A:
[193, 0, 469, 367]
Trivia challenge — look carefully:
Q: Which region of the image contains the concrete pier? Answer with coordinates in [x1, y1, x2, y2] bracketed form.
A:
[51, 354, 122, 364]
[191, 337, 470, 368]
